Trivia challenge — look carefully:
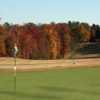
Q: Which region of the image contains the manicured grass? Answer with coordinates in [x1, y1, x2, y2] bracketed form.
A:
[16, 67, 100, 100]
[0, 71, 15, 100]
[0, 67, 100, 100]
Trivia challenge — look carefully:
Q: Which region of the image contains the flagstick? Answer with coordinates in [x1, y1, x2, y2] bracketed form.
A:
[14, 51, 16, 94]
[14, 43, 18, 98]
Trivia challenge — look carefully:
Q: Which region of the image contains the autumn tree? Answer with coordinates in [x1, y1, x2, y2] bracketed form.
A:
[56, 23, 71, 58]
[0, 21, 100, 59]
[71, 23, 91, 43]
[0, 36, 6, 56]
[17, 23, 39, 59]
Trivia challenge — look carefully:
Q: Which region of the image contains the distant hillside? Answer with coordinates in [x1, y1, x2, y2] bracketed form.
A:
[70, 42, 100, 59]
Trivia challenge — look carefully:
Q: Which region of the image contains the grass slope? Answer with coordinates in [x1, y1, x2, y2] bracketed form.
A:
[0, 67, 100, 100]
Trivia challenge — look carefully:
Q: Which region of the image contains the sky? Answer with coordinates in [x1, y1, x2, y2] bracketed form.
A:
[0, 0, 100, 25]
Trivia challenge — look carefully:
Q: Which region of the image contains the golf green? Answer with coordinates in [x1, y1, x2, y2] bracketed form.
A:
[0, 67, 100, 100]
[0, 70, 15, 100]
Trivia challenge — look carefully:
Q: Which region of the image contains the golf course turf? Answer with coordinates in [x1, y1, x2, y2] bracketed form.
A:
[0, 67, 100, 100]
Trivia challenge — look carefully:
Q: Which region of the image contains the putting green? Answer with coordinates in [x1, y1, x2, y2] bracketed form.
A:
[16, 67, 100, 100]
[0, 67, 100, 100]
[0, 71, 15, 100]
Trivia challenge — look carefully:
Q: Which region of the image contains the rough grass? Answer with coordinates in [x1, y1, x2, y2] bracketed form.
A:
[0, 57, 100, 71]
[0, 67, 100, 100]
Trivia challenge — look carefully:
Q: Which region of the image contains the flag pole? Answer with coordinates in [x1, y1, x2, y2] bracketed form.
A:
[14, 43, 18, 94]
[14, 43, 16, 95]
[14, 47, 16, 93]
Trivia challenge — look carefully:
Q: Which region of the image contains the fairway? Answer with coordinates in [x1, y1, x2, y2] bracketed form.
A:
[0, 67, 100, 100]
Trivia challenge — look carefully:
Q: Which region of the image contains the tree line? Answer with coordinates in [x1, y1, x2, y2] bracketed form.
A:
[0, 21, 100, 59]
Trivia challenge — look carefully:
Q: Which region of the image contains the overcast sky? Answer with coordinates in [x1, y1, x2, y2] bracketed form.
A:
[0, 0, 100, 25]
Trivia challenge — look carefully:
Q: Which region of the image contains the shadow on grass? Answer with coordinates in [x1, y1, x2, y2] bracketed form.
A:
[0, 90, 15, 100]
[90, 83, 100, 88]
[38, 86, 100, 96]
[1, 86, 100, 99]
[0, 90, 62, 100]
